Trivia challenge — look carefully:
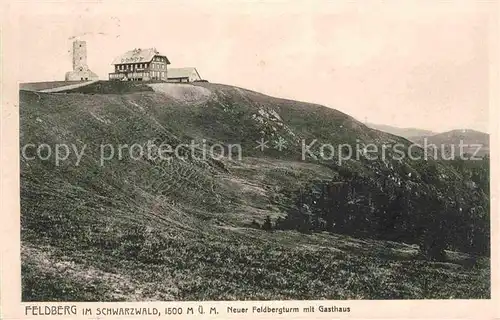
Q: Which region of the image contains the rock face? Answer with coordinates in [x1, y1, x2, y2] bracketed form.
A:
[65, 40, 99, 81]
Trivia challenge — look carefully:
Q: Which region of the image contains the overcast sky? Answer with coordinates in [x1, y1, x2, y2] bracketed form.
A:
[14, 1, 495, 133]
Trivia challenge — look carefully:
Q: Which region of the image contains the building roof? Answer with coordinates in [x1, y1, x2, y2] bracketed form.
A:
[111, 48, 171, 65]
[167, 67, 201, 79]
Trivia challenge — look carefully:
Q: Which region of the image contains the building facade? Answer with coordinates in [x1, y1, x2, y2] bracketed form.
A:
[65, 40, 99, 81]
[109, 48, 170, 81]
[167, 67, 202, 83]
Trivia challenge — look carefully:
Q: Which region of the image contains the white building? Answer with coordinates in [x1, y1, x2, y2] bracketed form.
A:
[109, 48, 170, 81]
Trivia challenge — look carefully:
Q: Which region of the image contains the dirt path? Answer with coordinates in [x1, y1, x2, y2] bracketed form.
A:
[39, 80, 99, 93]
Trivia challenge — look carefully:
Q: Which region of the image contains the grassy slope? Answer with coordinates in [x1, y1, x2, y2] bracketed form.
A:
[20, 84, 489, 301]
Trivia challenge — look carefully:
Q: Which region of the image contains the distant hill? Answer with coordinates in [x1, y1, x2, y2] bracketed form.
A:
[367, 123, 436, 140]
[415, 129, 489, 145]
[368, 123, 489, 158]
[412, 129, 489, 158]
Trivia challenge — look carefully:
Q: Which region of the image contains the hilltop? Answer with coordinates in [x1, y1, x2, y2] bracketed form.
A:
[20, 81, 489, 301]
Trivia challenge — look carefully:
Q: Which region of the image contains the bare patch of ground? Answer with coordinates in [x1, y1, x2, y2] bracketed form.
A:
[148, 83, 212, 104]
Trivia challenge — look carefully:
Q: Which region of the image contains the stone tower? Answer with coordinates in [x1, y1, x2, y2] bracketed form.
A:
[72, 40, 88, 70]
[65, 40, 99, 81]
